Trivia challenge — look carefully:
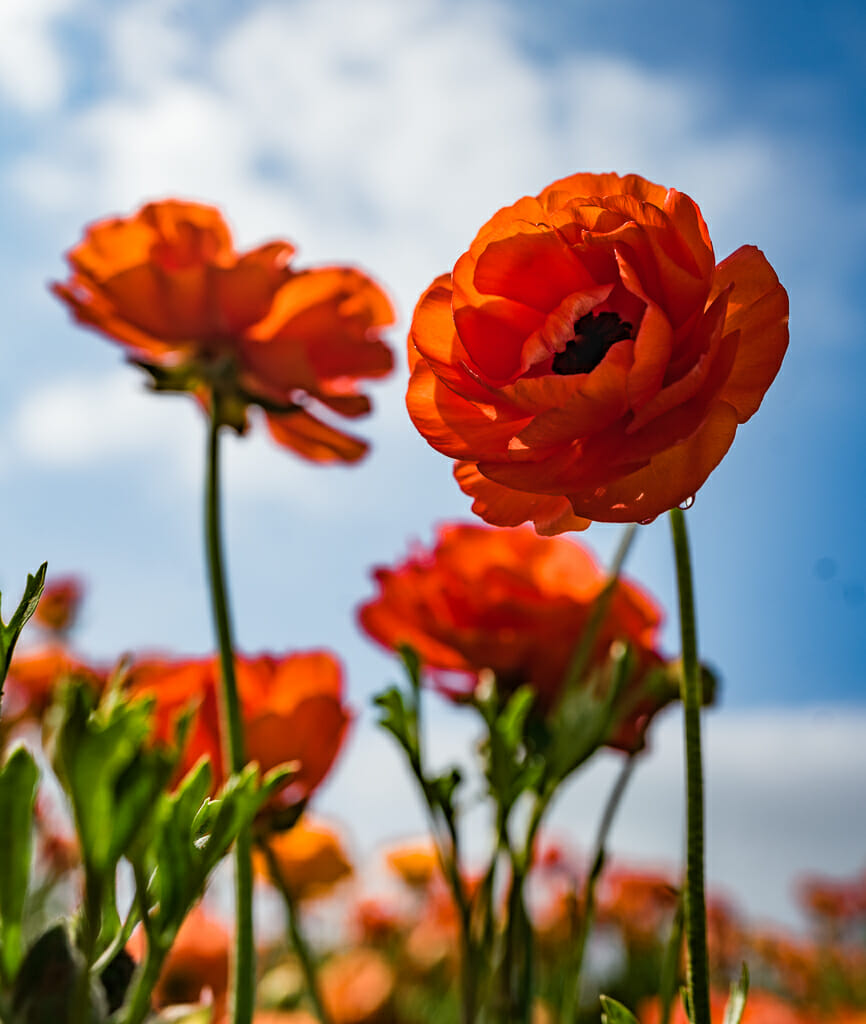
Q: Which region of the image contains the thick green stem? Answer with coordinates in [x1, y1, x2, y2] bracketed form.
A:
[259, 839, 332, 1024]
[561, 752, 637, 1023]
[205, 413, 254, 1024]
[669, 508, 711, 1024]
[119, 948, 164, 1024]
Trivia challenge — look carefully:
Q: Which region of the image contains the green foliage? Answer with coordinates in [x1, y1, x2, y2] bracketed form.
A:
[0, 563, 47, 699]
[0, 745, 39, 984]
[477, 684, 542, 814]
[133, 759, 293, 956]
[600, 994, 641, 1023]
[545, 643, 635, 785]
[723, 964, 750, 1024]
[51, 684, 178, 896]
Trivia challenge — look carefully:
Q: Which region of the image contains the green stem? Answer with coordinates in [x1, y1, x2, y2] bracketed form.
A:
[561, 752, 637, 1023]
[119, 948, 163, 1024]
[562, 524, 638, 692]
[669, 508, 711, 1024]
[71, 870, 103, 1024]
[205, 412, 254, 1024]
[259, 839, 332, 1024]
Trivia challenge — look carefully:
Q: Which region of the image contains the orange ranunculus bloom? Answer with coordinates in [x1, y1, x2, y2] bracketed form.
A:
[4, 647, 106, 719]
[597, 866, 679, 944]
[407, 172, 788, 530]
[359, 522, 674, 750]
[253, 818, 353, 900]
[53, 199, 395, 462]
[384, 840, 440, 889]
[33, 576, 84, 634]
[319, 949, 395, 1024]
[128, 905, 230, 1013]
[127, 650, 351, 805]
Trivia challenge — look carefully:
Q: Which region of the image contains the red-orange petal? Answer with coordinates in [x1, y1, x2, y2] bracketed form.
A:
[712, 245, 789, 422]
[454, 462, 591, 535]
[567, 400, 740, 522]
[266, 409, 368, 463]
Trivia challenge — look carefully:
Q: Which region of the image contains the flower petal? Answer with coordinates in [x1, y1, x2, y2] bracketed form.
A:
[454, 462, 591, 534]
[266, 409, 368, 463]
[712, 245, 789, 422]
[567, 400, 740, 522]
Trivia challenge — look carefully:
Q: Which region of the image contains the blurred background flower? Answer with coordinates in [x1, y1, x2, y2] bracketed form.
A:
[0, 0, 863, 928]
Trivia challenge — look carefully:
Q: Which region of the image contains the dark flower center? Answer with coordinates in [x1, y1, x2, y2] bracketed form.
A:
[551, 311, 633, 375]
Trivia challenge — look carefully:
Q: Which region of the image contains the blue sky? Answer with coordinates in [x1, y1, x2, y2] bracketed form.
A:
[1, 0, 865, 923]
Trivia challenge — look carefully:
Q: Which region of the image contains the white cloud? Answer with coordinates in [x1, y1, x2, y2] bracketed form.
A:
[0, 0, 75, 112]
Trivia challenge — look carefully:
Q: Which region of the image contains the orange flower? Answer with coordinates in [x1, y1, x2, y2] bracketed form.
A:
[128, 905, 230, 1012]
[641, 989, 816, 1024]
[407, 172, 788, 530]
[253, 819, 353, 900]
[33, 576, 84, 634]
[359, 523, 674, 749]
[4, 647, 106, 718]
[597, 866, 679, 944]
[319, 949, 395, 1024]
[127, 650, 351, 805]
[53, 199, 395, 462]
[384, 840, 440, 889]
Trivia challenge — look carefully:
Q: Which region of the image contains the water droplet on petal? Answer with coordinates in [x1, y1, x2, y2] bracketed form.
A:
[678, 495, 695, 510]
[638, 516, 657, 526]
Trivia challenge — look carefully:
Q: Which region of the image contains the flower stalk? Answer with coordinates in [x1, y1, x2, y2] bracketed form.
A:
[259, 838, 332, 1024]
[669, 507, 711, 1024]
[205, 408, 255, 1024]
[561, 751, 637, 1023]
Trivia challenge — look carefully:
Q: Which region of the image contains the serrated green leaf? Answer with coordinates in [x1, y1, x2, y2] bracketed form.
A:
[397, 644, 422, 692]
[373, 685, 418, 760]
[53, 685, 175, 881]
[0, 744, 39, 982]
[723, 963, 750, 1024]
[0, 563, 47, 696]
[600, 994, 640, 1023]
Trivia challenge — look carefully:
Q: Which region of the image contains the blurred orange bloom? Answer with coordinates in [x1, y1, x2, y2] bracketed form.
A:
[798, 869, 866, 926]
[128, 905, 230, 1013]
[53, 199, 395, 463]
[127, 650, 351, 805]
[33, 576, 84, 634]
[641, 989, 815, 1024]
[359, 522, 673, 748]
[319, 949, 395, 1024]
[407, 172, 788, 530]
[4, 647, 106, 719]
[597, 866, 679, 944]
[353, 897, 405, 945]
[253, 819, 353, 900]
[384, 840, 440, 889]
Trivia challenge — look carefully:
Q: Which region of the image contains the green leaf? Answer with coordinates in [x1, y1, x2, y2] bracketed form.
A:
[53, 685, 176, 883]
[373, 685, 419, 762]
[136, 761, 286, 953]
[546, 644, 634, 783]
[0, 744, 39, 983]
[600, 994, 640, 1023]
[723, 963, 750, 1024]
[0, 563, 47, 696]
